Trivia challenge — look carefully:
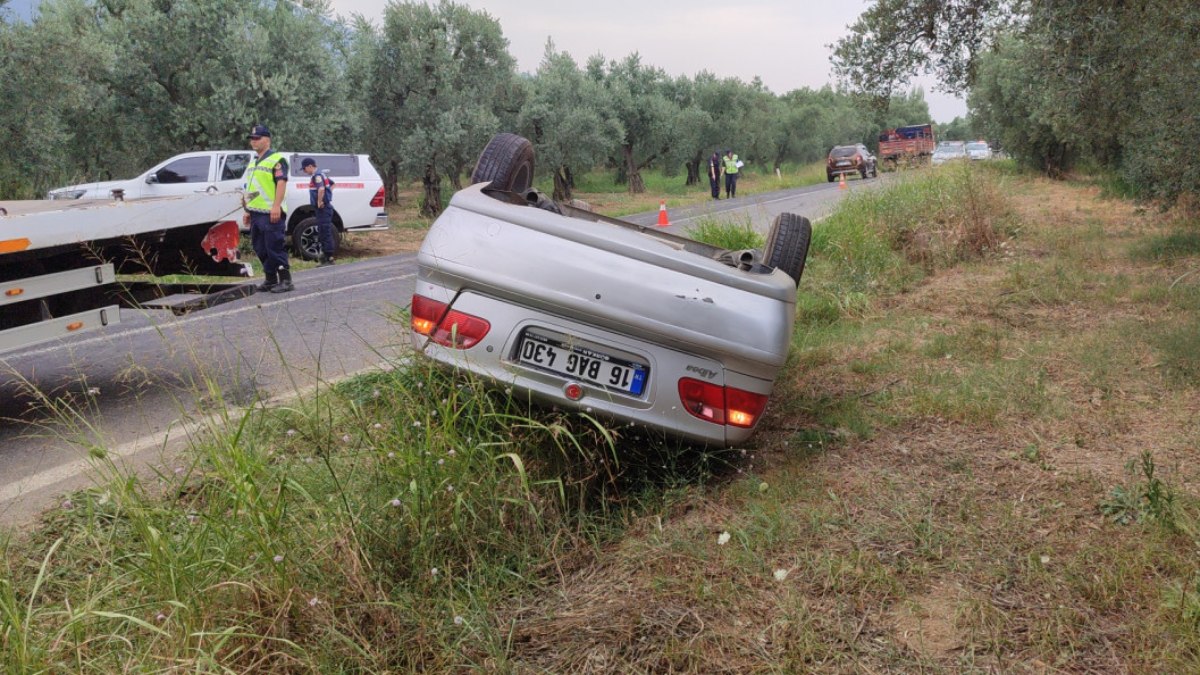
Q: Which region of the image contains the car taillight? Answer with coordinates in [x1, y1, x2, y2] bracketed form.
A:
[370, 187, 385, 208]
[410, 294, 490, 349]
[677, 377, 769, 428]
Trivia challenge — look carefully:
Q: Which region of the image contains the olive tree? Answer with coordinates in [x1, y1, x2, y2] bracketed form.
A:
[363, 0, 514, 216]
[520, 42, 622, 201]
[587, 53, 680, 194]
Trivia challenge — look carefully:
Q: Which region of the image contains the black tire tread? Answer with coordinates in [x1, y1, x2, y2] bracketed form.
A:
[764, 213, 812, 287]
[471, 133, 535, 194]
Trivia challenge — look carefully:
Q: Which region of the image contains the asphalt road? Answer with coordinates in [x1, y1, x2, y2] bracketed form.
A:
[0, 176, 878, 525]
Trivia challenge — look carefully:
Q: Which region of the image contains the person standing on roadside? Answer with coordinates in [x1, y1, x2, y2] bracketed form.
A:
[301, 157, 336, 266]
[722, 148, 740, 199]
[708, 150, 723, 199]
[243, 124, 292, 293]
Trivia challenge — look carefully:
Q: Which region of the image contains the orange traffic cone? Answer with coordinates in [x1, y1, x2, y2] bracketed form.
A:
[838, 173, 847, 190]
[656, 199, 670, 227]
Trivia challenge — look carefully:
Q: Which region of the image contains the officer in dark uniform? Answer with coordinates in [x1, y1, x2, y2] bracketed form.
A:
[242, 124, 292, 293]
[708, 150, 723, 199]
[301, 157, 335, 266]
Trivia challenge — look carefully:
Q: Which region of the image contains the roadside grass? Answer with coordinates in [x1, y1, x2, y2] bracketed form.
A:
[5, 161, 1200, 671]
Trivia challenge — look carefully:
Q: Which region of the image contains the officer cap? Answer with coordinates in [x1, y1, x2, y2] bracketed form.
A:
[301, 157, 317, 169]
[247, 124, 272, 139]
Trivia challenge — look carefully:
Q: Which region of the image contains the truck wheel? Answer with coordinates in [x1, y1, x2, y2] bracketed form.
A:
[764, 213, 812, 287]
[471, 133, 534, 194]
[291, 217, 330, 261]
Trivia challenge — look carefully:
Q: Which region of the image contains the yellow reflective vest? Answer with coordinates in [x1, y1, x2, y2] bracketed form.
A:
[723, 154, 739, 174]
[245, 151, 288, 213]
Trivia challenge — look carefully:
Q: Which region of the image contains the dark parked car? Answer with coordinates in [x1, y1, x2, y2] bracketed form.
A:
[827, 144, 877, 182]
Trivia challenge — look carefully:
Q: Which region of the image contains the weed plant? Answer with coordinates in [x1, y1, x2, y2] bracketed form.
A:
[0, 353, 736, 671]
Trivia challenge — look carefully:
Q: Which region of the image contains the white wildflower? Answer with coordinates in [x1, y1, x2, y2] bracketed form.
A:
[308, 596, 320, 607]
[431, 567, 439, 577]
[342, 434, 351, 443]
[273, 554, 284, 563]
[390, 499, 401, 507]
[373, 423, 383, 429]
[453, 615, 464, 625]
[774, 568, 790, 582]
[717, 531, 731, 546]
[286, 429, 297, 437]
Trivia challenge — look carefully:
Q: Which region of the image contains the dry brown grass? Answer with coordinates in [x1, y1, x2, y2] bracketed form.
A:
[474, 172, 1200, 673]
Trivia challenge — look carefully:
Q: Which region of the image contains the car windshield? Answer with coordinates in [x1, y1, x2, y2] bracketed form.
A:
[830, 147, 858, 158]
[966, 142, 989, 151]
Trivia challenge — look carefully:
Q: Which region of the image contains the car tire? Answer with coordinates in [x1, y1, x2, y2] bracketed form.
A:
[291, 216, 335, 261]
[764, 213, 812, 287]
[827, 172, 835, 183]
[860, 166, 868, 180]
[471, 133, 535, 194]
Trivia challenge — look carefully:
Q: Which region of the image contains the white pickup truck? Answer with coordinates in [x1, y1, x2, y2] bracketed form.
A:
[48, 151, 389, 260]
[1, 193, 254, 354]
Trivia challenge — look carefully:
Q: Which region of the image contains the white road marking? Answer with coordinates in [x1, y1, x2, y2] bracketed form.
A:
[0, 359, 401, 510]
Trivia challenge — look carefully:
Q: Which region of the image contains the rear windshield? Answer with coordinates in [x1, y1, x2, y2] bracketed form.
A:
[966, 142, 989, 151]
[830, 146, 858, 158]
[289, 154, 360, 177]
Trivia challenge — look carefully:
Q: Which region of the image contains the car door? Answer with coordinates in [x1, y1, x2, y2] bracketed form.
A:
[217, 153, 252, 192]
[142, 155, 215, 198]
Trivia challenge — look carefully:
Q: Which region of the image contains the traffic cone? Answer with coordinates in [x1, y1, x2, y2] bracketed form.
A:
[838, 173, 847, 190]
[656, 199, 670, 227]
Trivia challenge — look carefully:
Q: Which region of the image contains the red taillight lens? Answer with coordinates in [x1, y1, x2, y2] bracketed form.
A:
[410, 294, 490, 349]
[678, 377, 769, 428]
[370, 187, 386, 208]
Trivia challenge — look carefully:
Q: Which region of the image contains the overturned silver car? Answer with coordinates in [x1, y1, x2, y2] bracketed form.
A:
[410, 134, 810, 446]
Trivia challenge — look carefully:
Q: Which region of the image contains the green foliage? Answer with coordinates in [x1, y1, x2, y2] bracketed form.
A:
[1101, 452, 1178, 528]
[684, 216, 764, 251]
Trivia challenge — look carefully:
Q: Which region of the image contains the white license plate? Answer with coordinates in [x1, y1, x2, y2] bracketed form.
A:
[517, 331, 647, 395]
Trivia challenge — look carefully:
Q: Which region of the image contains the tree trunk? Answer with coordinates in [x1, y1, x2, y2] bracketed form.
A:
[685, 158, 700, 186]
[565, 165, 575, 189]
[552, 166, 572, 202]
[623, 145, 644, 194]
[421, 165, 443, 218]
[448, 166, 463, 191]
[385, 160, 400, 204]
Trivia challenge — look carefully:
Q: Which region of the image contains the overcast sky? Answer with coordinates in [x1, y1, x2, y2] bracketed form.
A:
[327, 0, 969, 123]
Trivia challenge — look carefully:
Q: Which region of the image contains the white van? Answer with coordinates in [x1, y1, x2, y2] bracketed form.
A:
[48, 150, 389, 260]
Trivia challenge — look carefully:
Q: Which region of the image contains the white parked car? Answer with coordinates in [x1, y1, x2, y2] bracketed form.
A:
[931, 141, 968, 166]
[966, 141, 993, 161]
[48, 150, 389, 260]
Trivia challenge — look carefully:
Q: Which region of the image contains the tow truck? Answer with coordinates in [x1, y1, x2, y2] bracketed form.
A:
[0, 193, 253, 354]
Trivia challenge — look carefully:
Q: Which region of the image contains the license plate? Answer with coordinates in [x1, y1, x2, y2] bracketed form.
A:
[837, 160, 850, 166]
[517, 331, 648, 396]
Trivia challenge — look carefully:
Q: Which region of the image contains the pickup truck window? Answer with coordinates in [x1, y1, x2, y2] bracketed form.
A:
[221, 154, 251, 181]
[289, 154, 359, 177]
[156, 156, 211, 183]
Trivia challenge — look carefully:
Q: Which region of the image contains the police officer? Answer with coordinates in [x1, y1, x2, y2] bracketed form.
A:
[708, 150, 723, 199]
[722, 148, 740, 199]
[301, 157, 335, 266]
[243, 124, 292, 293]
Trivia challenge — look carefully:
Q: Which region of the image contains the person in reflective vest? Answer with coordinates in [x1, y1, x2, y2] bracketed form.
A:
[722, 149, 740, 199]
[242, 124, 292, 293]
[301, 157, 336, 266]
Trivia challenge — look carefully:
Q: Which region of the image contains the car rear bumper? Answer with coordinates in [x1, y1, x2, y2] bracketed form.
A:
[411, 288, 774, 446]
[345, 213, 389, 232]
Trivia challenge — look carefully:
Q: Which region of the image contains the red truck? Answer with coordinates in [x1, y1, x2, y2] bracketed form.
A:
[878, 124, 936, 169]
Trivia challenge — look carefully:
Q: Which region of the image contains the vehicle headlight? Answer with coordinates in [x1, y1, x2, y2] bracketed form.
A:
[48, 189, 87, 200]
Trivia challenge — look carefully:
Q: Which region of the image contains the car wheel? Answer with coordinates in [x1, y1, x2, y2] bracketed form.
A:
[471, 133, 535, 194]
[764, 213, 812, 287]
[860, 166, 868, 179]
[291, 217, 330, 261]
[827, 172, 835, 183]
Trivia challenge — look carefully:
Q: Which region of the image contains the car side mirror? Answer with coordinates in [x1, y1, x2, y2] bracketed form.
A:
[146, 172, 160, 184]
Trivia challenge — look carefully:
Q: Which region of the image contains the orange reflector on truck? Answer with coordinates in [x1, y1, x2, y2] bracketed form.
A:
[66, 321, 85, 332]
[5, 288, 23, 297]
[0, 238, 31, 253]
